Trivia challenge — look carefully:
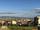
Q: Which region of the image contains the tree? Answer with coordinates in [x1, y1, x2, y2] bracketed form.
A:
[33, 16, 38, 26]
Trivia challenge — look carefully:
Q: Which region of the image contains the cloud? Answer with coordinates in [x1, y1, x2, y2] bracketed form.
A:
[0, 9, 40, 18]
[33, 8, 40, 13]
[34, 8, 40, 9]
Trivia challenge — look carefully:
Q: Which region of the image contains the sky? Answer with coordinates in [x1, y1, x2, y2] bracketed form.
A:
[0, 0, 40, 17]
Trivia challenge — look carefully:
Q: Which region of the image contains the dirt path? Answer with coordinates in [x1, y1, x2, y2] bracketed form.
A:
[32, 27, 38, 30]
[0, 26, 10, 30]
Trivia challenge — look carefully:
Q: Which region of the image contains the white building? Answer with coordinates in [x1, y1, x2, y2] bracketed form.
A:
[12, 20, 17, 25]
[37, 16, 40, 26]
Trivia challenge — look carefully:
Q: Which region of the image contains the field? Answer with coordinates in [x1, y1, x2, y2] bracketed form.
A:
[0, 25, 38, 30]
[8, 25, 32, 30]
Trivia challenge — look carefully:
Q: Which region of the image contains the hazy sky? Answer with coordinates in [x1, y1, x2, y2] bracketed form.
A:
[0, 0, 40, 17]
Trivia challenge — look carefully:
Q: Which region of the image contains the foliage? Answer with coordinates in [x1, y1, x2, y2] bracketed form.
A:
[8, 25, 32, 30]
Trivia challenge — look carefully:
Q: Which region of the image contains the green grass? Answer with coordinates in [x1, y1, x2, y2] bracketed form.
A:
[8, 25, 32, 30]
[0, 25, 32, 30]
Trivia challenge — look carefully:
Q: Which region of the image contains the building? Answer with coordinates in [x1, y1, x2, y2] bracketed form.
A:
[12, 20, 17, 25]
[17, 18, 32, 26]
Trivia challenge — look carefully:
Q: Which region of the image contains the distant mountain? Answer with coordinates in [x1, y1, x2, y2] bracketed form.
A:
[0, 16, 32, 18]
[0, 12, 16, 14]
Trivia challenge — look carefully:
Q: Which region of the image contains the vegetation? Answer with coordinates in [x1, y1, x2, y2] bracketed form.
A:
[8, 25, 32, 30]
